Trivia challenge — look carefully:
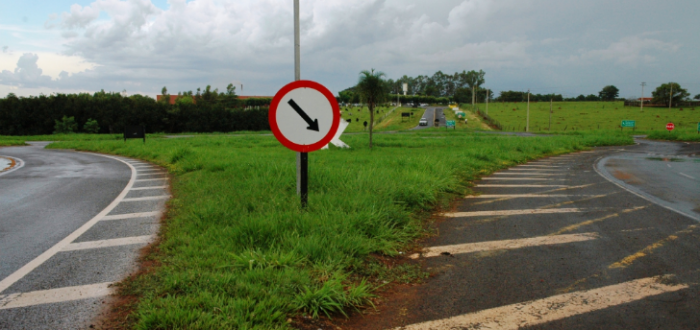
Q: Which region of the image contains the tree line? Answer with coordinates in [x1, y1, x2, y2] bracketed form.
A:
[0, 84, 272, 135]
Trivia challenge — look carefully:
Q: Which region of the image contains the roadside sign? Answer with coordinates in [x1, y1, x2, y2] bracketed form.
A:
[124, 126, 145, 143]
[269, 80, 340, 153]
[446, 120, 455, 127]
[456, 112, 465, 119]
[621, 120, 635, 128]
[666, 122, 675, 131]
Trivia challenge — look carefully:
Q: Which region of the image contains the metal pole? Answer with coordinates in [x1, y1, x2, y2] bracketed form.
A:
[526, 90, 530, 132]
[669, 82, 673, 109]
[486, 89, 489, 115]
[640, 82, 645, 112]
[549, 98, 552, 131]
[294, 0, 306, 207]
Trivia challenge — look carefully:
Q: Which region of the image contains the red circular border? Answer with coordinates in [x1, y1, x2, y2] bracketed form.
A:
[269, 80, 340, 152]
[666, 122, 675, 131]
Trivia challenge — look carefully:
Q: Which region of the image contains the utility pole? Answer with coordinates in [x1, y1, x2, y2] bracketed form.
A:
[294, 0, 307, 207]
[640, 82, 646, 112]
[526, 89, 530, 132]
[486, 89, 489, 115]
[549, 98, 552, 131]
[669, 82, 673, 109]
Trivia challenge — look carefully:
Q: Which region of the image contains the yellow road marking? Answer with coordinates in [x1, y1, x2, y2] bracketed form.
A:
[609, 225, 698, 269]
[550, 205, 648, 236]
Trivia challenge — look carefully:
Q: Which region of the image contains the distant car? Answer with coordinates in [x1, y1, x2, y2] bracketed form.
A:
[419, 119, 428, 126]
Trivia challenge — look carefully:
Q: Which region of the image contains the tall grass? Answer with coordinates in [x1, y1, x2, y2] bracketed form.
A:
[647, 128, 700, 142]
[49, 131, 632, 329]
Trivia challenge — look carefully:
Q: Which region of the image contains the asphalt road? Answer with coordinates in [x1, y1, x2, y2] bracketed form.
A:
[412, 107, 436, 130]
[340, 140, 700, 330]
[0, 143, 167, 329]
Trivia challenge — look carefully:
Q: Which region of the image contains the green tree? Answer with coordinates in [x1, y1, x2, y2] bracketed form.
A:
[464, 70, 485, 109]
[54, 116, 77, 134]
[356, 69, 387, 149]
[83, 118, 100, 133]
[694, 94, 700, 100]
[651, 83, 689, 107]
[598, 85, 619, 101]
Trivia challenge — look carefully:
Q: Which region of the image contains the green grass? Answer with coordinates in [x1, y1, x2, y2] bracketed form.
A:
[473, 101, 700, 132]
[0, 139, 26, 147]
[443, 107, 490, 130]
[341, 106, 426, 133]
[647, 128, 700, 142]
[48, 131, 632, 329]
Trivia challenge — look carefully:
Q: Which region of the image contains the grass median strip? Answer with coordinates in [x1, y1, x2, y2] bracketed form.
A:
[48, 130, 631, 329]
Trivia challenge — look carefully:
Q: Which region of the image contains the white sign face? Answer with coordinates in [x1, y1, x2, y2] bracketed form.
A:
[276, 87, 335, 145]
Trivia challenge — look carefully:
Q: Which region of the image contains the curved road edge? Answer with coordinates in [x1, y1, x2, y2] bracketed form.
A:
[594, 155, 700, 222]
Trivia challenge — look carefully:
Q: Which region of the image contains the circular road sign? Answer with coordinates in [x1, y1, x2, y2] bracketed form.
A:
[666, 122, 675, 131]
[269, 80, 340, 152]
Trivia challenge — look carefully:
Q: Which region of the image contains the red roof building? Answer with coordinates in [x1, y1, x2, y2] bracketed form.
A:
[638, 97, 653, 102]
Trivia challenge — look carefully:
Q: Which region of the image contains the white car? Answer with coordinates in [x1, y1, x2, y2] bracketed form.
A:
[419, 119, 428, 126]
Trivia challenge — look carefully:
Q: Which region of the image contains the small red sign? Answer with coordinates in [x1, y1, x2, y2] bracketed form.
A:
[666, 122, 675, 131]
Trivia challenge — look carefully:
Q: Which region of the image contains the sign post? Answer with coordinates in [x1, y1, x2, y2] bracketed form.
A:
[666, 122, 675, 132]
[621, 120, 635, 132]
[269, 80, 340, 208]
[124, 126, 145, 143]
[446, 120, 456, 130]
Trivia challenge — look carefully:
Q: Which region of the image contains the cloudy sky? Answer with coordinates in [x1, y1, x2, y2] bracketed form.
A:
[1, 0, 698, 99]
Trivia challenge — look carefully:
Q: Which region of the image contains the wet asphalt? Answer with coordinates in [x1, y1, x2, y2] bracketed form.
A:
[0, 143, 166, 329]
[340, 140, 700, 330]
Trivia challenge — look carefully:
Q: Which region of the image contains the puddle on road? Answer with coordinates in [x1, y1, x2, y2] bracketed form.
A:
[0, 157, 12, 171]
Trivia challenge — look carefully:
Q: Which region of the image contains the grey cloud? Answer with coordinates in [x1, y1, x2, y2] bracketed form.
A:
[0, 53, 54, 88]
[10, 0, 700, 98]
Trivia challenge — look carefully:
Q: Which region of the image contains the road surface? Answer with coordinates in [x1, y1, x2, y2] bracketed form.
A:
[0, 143, 167, 329]
[339, 139, 700, 330]
[412, 107, 436, 130]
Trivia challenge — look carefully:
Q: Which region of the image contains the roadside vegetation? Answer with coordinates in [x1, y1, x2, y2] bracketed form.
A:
[647, 129, 700, 142]
[471, 101, 699, 132]
[49, 131, 632, 329]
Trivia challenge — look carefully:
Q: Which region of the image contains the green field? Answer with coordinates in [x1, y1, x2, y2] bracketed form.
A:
[45, 131, 631, 329]
[341, 106, 425, 133]
[647, 128, 700, 142]
[470, 101, 700, 132]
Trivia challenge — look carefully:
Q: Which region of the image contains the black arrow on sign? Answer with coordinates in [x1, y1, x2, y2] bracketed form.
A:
[288, 99, 319, 132]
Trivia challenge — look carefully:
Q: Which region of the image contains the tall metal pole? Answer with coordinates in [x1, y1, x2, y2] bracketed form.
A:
[549, 98, 552, 131]
[669, 82, 673, 109]
[526, 90, 530, 132]
[486, 89, 489, 115]
[294, 0, 307, 208]
[640, 82, 646, 112]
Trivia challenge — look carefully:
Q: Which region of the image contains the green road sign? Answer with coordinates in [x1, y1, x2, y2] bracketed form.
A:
[456, 112, 465, 119]
[446, 120, 456, 127]
[697, 122, 700, 131]
[621, 120, 636, 128]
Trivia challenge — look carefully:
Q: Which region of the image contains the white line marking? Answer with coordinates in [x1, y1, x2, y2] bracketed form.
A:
[476, 184, 570, 188]
[101, 211, 162, 221]
[130, 186, 168, 191]
[122, 195, 170, 202]
[394, 276, 687, 330]
[0, 156, 25, 177]
[0, 155, 137, 294]
[444, 208, 584, 218]
[517, 165, 563, 168]
[667, 164, 672, 168]
[480, 177, 561, 181]
[508, 168, 566, 172]
[62, 235, 154, 251]
[410, 233, 598, 258]
[135, 178, 167, 182]
[137, 169, 163, 173]
[467, 194, 593, 198]
[679, 172, 695, 180]
[0, 282, 114, 310]
[493, 172, 559, 176]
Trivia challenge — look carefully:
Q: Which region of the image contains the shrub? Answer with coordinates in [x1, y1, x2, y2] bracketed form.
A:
[83, 118, 100, 133]
[54, 116, 77, 134]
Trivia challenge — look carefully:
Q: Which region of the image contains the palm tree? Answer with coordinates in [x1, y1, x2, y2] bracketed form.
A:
[356, 69, 387, 149]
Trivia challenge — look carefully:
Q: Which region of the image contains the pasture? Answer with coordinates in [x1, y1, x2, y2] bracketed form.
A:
[470, 101, 700, 132]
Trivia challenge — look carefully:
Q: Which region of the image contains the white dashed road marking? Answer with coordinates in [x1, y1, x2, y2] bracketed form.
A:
[101, 211, 162, 221]
[395, 276, 688, 330]
[122, 195, 171, 202]
[679, 172, 695, 180]
[135, 178, 167, 182]
[444, 208, 585, 217]
[0, 283, 114, 310]
[62, 236, 155, 252]
[409, 233, 599, 259]
[476, 184, 570, 188]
